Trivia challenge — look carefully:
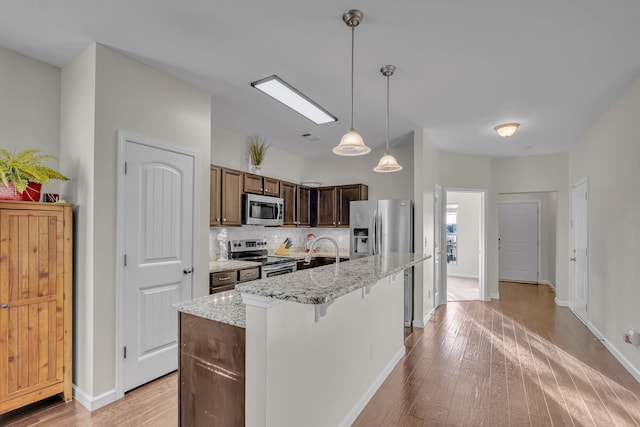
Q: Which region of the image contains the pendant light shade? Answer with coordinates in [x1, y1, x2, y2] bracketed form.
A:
[333, 9, 371, 156]
[374, 65, 403, 173]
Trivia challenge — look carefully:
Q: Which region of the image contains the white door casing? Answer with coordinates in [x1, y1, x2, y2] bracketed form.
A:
[118, 135, 195, 393]
[434, 184, 443, 307]
[498, 202, 539, 283]
[571, 179, 589, 322]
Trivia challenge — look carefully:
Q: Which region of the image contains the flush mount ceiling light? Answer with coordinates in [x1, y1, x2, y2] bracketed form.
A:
[333, 9, 371, 156]
[374, 65, 402, 173]
[494, 122, 520, 138]
[251, 75, 337, 125]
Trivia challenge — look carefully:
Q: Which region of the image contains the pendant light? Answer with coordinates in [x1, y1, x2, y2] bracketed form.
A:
[333, 9, 371, 156]
[374, 65, 403, 173]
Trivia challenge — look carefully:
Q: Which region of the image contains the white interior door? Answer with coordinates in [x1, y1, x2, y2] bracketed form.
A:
[123, 139, 194, 391]
[499, 202, 539, 283]
[571, 179, 589, 322]
[434, 184, 444, 306]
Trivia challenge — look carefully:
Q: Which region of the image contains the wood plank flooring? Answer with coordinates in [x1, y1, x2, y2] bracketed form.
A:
[2, 281, 639, 426]
[354, 282, 640, 426]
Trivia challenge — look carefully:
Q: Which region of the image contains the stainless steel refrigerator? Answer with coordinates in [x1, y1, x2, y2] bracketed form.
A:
[350, 200, 414, 326]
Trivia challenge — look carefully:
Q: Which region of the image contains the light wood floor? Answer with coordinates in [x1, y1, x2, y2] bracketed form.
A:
[3, 282, 639, 426]
[447, 276, 480, 301]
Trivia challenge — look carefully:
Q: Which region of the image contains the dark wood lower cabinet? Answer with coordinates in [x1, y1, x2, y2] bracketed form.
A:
[179, 313, 245, 426]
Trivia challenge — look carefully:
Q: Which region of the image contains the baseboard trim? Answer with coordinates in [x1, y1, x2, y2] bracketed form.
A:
[540, 280, 555, 290]
[339, 345, 405, 427]
[490, 293, 499, 300]
[586, 322, 640, 384]
[413, 308, 436, 328]
[73, 384, 117, 412]
[554, 298, 569, 307]
[446, 273, 479, 279]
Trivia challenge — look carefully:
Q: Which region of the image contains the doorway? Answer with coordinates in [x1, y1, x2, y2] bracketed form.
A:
[444, 189, 486, 302]
[571, 178, 589, 323]
[116, 133, 196, 398]
[498, 201, 540, 283]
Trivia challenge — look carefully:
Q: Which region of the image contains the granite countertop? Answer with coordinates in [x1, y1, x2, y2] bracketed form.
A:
[173, 290, 246, 328]
[236, 252, 428, 305]
[176, 253, 429, 328]
[209, 259, 262, 273]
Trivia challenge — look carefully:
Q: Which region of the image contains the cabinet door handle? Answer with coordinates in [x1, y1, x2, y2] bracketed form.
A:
[218, 276, 231, 281]
[338, 221, 341, 225]
[1, 303, 8, 309]
[216, 217, 220, 221]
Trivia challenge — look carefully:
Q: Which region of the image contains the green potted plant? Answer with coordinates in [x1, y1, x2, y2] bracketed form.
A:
[0, 148, 70, 202]
[247, 136, 269, 174]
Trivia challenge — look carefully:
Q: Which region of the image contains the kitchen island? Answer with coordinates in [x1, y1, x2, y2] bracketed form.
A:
[174, 252, 428, 426]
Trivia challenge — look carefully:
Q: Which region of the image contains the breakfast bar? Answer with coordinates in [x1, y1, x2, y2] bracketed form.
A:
[174, 253, 428, 427]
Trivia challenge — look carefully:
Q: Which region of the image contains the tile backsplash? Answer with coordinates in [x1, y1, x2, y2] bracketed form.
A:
[209, 226, 349, 257]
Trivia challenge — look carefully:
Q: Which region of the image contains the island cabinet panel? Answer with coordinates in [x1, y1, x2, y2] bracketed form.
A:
[210, 165, 221, 226]
[0, 201, 73, 415]
[221, 169, 243, 226]
[179, 313, 245, 426]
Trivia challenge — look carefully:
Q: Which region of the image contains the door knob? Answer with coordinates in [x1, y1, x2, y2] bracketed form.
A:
[569, 257, 576, 261]
[183, 268, 194, 274]
[1, 303, 8, 309]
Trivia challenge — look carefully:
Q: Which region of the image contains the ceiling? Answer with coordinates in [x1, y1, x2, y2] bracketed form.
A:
[2, 1, 640, 159]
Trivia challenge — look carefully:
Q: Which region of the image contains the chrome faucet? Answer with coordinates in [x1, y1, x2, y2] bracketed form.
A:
[304, 236, 340, 265]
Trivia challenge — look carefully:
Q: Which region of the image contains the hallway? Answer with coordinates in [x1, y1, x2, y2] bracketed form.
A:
[355, 282, 640, 426]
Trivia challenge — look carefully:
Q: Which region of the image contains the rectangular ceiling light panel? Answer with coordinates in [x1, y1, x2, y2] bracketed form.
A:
[251, 75, 337, 125]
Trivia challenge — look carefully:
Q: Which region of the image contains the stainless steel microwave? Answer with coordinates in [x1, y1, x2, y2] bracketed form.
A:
[242, 193, 284, 226]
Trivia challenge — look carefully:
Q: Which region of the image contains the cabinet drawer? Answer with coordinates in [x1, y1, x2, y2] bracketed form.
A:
[238, 267, 260, 282]
[211, 271, 237, 287]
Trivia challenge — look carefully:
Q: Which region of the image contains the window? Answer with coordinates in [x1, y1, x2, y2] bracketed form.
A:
[446, 204, 457, 264]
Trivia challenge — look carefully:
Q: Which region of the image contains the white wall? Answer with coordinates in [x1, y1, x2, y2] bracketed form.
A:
[306, 143, 415, 201]
[59, 43, 97, 397]
[61, 43, 211, 405]
[569, 72, 640, 377]
[413, 129, 439, 324]
[211, 124, 309, 183]
[447, 191, 481, 278]
[0, 46, 61, 194]
[497, 192, 557, 287]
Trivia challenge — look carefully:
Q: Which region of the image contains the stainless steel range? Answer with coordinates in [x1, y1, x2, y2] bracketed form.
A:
[229, 239, 297, 278]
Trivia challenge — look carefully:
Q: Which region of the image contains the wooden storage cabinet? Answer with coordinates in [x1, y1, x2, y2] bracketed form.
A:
[237, 267, 260, 283]
[297, 186, 310, 226]
[337, 184, 368, 228]
[280, 182, 311, 227]
[210, 270, 237, 294]
[210, 165, 221, 226]
[316, 184, 368, 227]
[243, 173, 279, 197]
[220, 169, 243, 226]
[0, 201, 73, 414]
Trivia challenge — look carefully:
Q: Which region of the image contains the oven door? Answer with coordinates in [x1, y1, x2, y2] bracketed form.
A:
[243, 194, 284, 226]
[262, 262, 297, 278]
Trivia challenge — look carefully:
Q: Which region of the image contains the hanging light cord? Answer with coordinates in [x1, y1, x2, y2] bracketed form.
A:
[350, 25, 355, 130]
[386, 72, 390, 153]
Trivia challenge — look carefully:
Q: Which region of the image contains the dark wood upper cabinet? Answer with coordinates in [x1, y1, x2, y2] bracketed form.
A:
[297, 186, 310, 227]
[280, 181, 297, 226]
[316, 184, 368, 228]
[210, 165, 221, 226]
[263, 177, 280, 196]
[221, 168, 243, 226]
[243, 173, 263, 194]
[316, 186, 337, 227]
[244, 173, 280, 197]
[337, 184, 368, 228]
